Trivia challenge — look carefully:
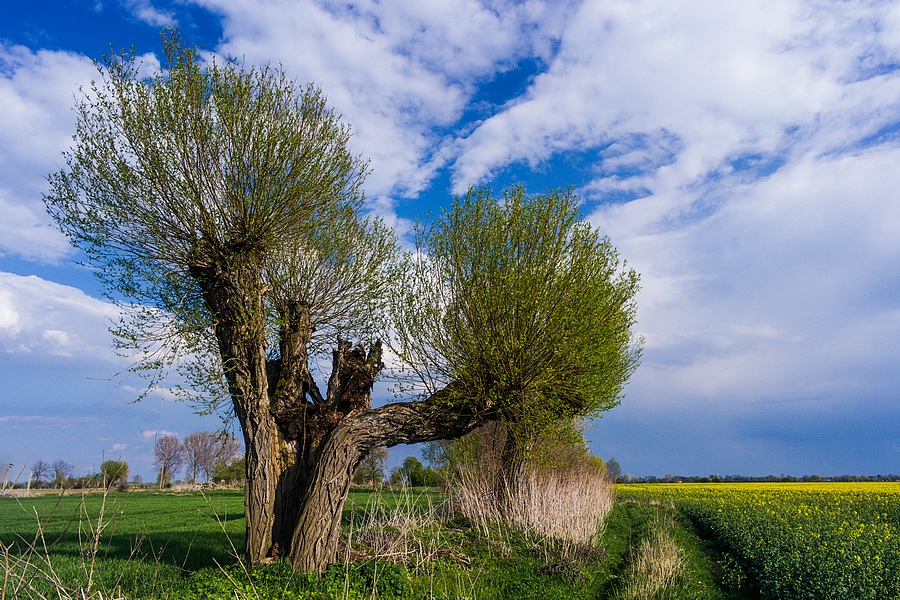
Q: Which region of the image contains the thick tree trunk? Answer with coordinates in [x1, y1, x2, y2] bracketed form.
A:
[190, 248, 282, 565]
[289, 422, 361, 571]
[287, 395, 491, 572]
[188, 246, 498, 572]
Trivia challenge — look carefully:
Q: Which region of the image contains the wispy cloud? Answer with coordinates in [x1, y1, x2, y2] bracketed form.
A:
[0, 415, 100, 429]
[140, 429, 178, 440]
[122, 0, 177, 27]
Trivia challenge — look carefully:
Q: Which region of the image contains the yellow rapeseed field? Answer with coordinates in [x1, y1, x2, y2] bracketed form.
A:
[618, 482, 900, 599]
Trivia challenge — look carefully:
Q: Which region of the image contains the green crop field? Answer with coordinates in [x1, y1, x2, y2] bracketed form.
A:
[618, 482, 900, 599]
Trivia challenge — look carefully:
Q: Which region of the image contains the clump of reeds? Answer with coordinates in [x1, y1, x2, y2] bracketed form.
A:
[505, 463, 615, 557]
[619, 513, 684, 599]
[447, 423, 614, 560]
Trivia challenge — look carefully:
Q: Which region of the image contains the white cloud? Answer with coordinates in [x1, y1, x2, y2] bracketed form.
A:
[188, 0, 573, 204]
[0, 44, 97, 263]
[0, 415, 100, 429]
[122, 0, 177, 27]
[451, 0, 900, 197]
[0, 289, 20, 334]
[0, 272, 121, 363]
[591, 145, 900, 412]
[140, 429, 178, 440]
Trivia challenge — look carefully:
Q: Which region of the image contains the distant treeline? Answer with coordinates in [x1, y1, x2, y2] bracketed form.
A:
[621, 473, 900, 484]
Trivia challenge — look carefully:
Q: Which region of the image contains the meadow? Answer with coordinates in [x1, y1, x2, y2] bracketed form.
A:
[619, 482, 900, 599]
[4, 482, 898, 599]
[0, 485, 723, 599]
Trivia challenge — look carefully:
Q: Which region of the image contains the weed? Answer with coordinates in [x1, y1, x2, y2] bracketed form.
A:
[617, 511, 684, 600]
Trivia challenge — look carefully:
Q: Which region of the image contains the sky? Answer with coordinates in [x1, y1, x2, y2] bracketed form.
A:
[1, 0, 899, 482]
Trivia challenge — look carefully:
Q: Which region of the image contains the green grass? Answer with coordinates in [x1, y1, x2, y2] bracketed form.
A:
[0, 487, 743, 599]
[0, 489, 246, 598]
[0, 490, 245, 569]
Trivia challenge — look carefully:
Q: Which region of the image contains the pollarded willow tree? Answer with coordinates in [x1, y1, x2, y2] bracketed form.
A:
[45, 32, 641, 573]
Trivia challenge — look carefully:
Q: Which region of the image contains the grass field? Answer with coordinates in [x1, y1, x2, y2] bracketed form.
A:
[5, 483, 893, 598]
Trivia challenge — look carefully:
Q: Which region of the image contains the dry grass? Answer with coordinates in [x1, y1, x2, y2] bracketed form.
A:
[619, 513, 684, 599]
[451, 457, 615, 560]
[506, 464, 615, 556]
[349, 490, 441, 568]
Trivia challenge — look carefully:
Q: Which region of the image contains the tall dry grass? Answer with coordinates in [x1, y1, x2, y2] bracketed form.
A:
[506, 464, 615, 556]
[348, 489, 454, 572]
[618, 512, 684, 599]
[448, 425, 615, 560]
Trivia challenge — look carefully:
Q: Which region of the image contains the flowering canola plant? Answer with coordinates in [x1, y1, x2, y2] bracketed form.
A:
[618, 482, 900, 599]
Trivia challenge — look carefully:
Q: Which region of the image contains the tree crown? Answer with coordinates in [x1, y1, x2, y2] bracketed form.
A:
[44, 31, 396, 411]
[390, 185, 641, 438]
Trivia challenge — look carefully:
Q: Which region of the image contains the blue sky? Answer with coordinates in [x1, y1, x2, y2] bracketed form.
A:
[2, 0, 900, 482]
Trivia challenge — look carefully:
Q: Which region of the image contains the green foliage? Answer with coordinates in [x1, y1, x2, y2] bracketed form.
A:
[390, 185, 641, 443]
[99, 459, 128, 486]
[354, 447, 389, 486]
[399, 456, 436, 486]
[43, 30, 393, 409]
[212, 456, 246, 482]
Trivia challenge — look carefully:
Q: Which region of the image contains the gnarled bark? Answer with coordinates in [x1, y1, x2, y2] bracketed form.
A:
[186, 253, 495, 572]
[190, 248, 282, 564]
[288, 395, 489, 572]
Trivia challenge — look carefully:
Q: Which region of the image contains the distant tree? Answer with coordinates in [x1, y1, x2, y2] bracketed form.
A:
[51, 460, 74, 488]
[100, 460, 129, 487]
[211, 435, 243, 482]
[586, 454, 607, 473]
[388, 466, 402, 486]
[353, 447, 388, 486]
[606, 458, 622, 482]
[154, 435, 183, 488]
[400, 456, 424, 486]
[421, 441, 450, 470]
[31, 460, 50, 486]
[182, 431, 218, 482]
[213, 457, 246, 483]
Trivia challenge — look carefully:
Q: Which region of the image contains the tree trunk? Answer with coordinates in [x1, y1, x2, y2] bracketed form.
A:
[189, 246, 500, 572]
[191, 248, 282, 565]
[287, 393, 491, 572]
[289, 422, 361, 571]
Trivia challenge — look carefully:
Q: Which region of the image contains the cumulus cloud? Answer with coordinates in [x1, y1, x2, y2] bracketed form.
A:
[187, 0, 573, 206]
[451, 1, 900, 199]
[0, 272, 121, 363]
[0, 44, 97, 262]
